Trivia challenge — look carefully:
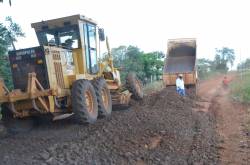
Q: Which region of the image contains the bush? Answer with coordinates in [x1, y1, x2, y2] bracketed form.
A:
[143, 81, 164, 94]
[230, 71, 250, 103]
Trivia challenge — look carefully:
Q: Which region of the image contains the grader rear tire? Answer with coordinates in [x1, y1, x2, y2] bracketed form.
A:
[71, 79, 98, 124]
[92, 78, 112, 117]
[126, 72, 144, 100]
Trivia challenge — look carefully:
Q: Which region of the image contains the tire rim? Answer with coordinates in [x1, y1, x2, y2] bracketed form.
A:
[85, 90, 94, 113]
[101, 88, 109, 110]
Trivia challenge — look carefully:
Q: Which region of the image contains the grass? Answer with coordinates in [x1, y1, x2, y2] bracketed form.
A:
[230, 71, 250, 134]
[230, 71, 250, 103]
[199, 71, 221, 80]
[143, 81, 164, 95]
[247, 116, 250, 133]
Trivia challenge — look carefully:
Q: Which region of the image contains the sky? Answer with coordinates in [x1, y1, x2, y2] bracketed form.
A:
[0, 0, 249, 68]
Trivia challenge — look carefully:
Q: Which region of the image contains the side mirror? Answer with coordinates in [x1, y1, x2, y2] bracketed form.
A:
[98, 28, 105, 41]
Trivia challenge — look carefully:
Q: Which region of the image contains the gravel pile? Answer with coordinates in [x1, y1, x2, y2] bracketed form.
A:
[0, 87, 218, 165]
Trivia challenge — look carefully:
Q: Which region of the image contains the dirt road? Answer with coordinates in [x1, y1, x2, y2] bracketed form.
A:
[0, 85, 219, 165]
[197, 75, 250, 165]
[0, 75, 248, 165]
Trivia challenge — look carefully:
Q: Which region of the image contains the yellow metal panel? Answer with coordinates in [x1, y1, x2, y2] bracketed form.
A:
[31, 15, 97, 31]
[44, 46, 78, 90]
[185, 73, 196, 85]
[164, 72, 196, 86]
[44, 46, 58, 89]
[163, 74, 177, 86]
[73, 48, 84, 74]
[67, 75, 76, 87]
[67, 74, 98, 86]
[48, 96, 55, 113]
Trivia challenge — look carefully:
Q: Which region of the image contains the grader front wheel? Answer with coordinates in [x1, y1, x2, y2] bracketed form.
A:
[71, 80, 98, 124]
[126, 72, 144, 100]
[92, 78, 112, 117]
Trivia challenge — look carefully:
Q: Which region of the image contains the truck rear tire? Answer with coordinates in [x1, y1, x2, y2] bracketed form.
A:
[92, 78, 112, 117]
[71, 80, 98, 124]
[126, 72, 143, 100]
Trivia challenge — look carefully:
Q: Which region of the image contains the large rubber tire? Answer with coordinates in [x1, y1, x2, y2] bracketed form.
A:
[126, 72, 144, 100]
[92, 78, 112, 117]
[71, 79, 98, 124]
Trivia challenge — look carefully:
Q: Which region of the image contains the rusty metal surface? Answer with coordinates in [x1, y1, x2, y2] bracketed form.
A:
[8, 47, 49, 91]
[165, 56, 195, 73]
[164, 40, 196, 73]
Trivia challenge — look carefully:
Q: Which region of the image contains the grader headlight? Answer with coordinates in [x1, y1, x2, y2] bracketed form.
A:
[37, 59, 43, 64]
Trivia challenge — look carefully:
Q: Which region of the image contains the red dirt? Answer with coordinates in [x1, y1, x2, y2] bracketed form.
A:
[197, 74, 250, 164]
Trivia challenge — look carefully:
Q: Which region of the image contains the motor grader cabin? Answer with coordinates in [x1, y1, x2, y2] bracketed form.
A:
[0, 14, 143, 124]
[163, 38, 197, 87]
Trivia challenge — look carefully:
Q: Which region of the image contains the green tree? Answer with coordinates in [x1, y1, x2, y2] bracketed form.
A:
[0, 17, 24, 88]
[111, 45, 127, 68]
[237, 58, 250, 70]
[214, 47, 235, 72]
[123, 46, 144, 79]
[142, 51, 164, 81]
[5, 16, 25, 50]
[111, 45, 164, 83]
[197, 58, 213, 79]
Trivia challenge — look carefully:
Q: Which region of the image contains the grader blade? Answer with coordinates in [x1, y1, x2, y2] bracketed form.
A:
[53, 113, 74, 121]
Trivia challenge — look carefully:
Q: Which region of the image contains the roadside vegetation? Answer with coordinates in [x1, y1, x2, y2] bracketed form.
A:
[230, 58, 250, 103]
[197, 47, 235, 80]
[229, 58, 250, 140]
[0, 17, 24, 115]
[0, 16, 24, 89]
[230, 71, 250, 102]
[111, 46, 164, 83]
[143, 81, 164, 95]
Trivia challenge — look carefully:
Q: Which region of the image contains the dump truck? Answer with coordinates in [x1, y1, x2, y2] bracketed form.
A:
[0, 14, 143, 130]
[163, 38, 197, 87]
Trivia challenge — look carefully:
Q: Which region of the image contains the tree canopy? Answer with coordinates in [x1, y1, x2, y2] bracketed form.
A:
[0, 17, 24, 88]
[214, 47, 235, 72]
[237, 58, 250, 70]
[197, 58, 213, 79]
[111, 45, 164, 83]
[197, 47, 236, 79]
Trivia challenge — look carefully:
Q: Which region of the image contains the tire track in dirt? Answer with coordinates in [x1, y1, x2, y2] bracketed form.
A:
[196, 74, 250, 165]
[0, 86, 220, 165]
[213, 88, 250, 165]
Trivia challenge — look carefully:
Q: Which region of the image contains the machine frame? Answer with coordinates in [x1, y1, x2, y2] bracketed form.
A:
[0, 15, 141, 122]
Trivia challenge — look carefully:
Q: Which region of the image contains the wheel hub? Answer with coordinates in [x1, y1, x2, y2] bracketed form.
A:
[135, 80, 142, 95]
[85, 90, 94, 113]
[101, 88, 109, 110]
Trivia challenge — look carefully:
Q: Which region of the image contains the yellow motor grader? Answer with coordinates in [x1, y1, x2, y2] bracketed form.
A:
[0, 14, 143, 126]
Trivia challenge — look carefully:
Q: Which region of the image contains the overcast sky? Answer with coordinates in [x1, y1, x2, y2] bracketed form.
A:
[0, 0, 249, 68]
